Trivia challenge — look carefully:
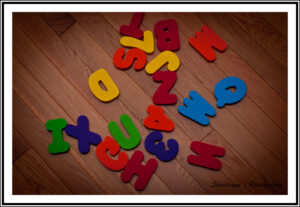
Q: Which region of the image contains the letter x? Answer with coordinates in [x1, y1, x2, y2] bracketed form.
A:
[65, 115, 101, 154]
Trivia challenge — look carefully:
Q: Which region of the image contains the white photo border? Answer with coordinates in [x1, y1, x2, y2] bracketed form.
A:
[1, 0, 298, 206]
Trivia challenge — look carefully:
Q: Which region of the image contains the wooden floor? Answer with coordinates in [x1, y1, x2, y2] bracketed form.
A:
[12, 12, 287, 195]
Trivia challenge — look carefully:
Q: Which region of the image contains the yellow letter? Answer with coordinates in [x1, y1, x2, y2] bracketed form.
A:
[145, 51, 180, 75]
[89, 69, 119, 102]
[120, 30, 154, 54]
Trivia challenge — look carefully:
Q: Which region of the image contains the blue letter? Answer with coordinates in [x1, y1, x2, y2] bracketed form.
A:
[178, 91, 216, 126]
[144, 131, 179, 162]
[214, 77, 247, 108]
[65, 115, 101, 154]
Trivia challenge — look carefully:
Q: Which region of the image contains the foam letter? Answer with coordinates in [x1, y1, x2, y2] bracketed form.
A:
[178, 91, 216, 126]
[96, 136, 128, 171]
[46, 118, 69, 154]
[108, 114, 141, 150]
[188, 141, 225, 170]
[189, 25, 227, 61]
[113, 48, 147, 71]
[144, 131, 179, 162]
[120, 12, 144, 39]
[152, 71, 177, 105]
[65, 115, 101, 154]
[144, 105, 174, 132]
[154, 19, 180, 51]
[89, 69, 119, 102]
[121, 150, 158, 190]
[214, 77, 247, 108]
[120, 30, 154, 54]
[145, 51, 180, 75]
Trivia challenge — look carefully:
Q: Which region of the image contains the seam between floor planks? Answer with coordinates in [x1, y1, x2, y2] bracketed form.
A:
[38, 13, 248, 194]
[192, 14, 287, 134]
[131, 12, 287, 163]
[57, 21, 244, 193]
[12, 12, 288, 194]
[173, 13, 287, 131]
[13, 21, 179, 194]
[194, 13, 287, 102]
[12, 117, 74, 194]
[13, 56, 109, 194]
[34, 16, 207, 194]
[258, 13, 287, 40]
[13, 54, 141, 194]
[102, 12, 287, 138]
[65, 16, 277, 194]
[225, 13, 286, 71]
[30, 13, 222, 194]
[13, 85, 107, 194]
[16, 21, 181, 194]
[100, 13, 286, 167]
[98, 13, 286, 193]
[13, 128, 31, 163]
[13, 145, 72, 194]
[227, 13, 287, 70]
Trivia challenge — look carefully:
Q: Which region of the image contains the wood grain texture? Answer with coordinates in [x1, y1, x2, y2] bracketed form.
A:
[13, 12, 287, 194]
[259, 13, 287, 39]
[14, 148, 71, 194]
[13, 128, 30, 162]
[101, 12, 287, 193]
[13, 165, 37, 194]
[196, 13, 287, 101]
[228, 13, 287, 68]
[39, 12, 76, 36]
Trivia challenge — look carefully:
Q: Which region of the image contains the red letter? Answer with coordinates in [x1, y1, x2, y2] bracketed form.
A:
[113, 48, 147, 71]
[187, 141, 225, 170]
[152, 71, 177, 105]
[121, 151, 158, 190]
[189, 25, 227, 61]
[120, 12, 144, 39]
[154, 19, 180, 51]
[96, 136, 128, 171]
[144, 105, 174, 132]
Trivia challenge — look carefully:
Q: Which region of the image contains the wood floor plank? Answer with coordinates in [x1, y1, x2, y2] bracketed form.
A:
[72, 12, 212, 141]
[259, 13, 287, 39]
[101, 12, 286, 194]
[13, 17, 172, 194]
[39, 12, 76, 36]
[13, 25, 139, 195]
[13, 12, 198, 195]
[17, 11, 245, 194]
[196, 13, 287, 101]
[13, 79, 105, 194]
[59, 19, 250, 194]
[71, 12, 283, 194]
[172, 12, 288, 126]
[202, 131, 277, 194]
[12, 12, 288, 195]
[228, 13, 287, 68]
[13, 128, 30, 162]
[13, 165, 37, 194]
[14, 148, 72, 194]
[58, 23, 207, 194]
[139, 12, 288, 153]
